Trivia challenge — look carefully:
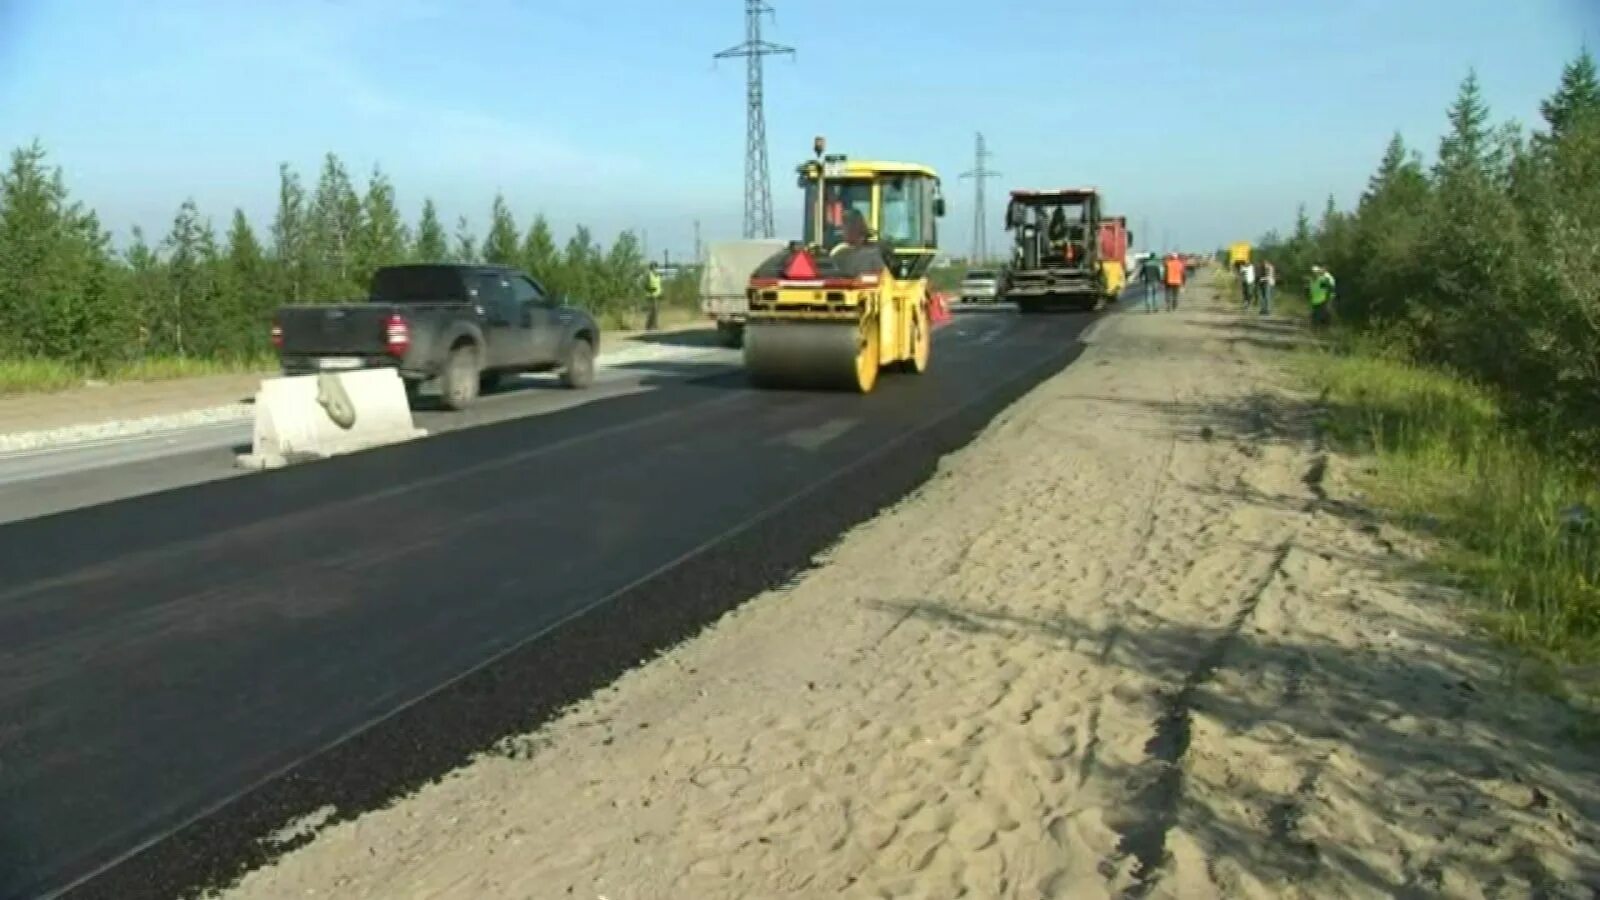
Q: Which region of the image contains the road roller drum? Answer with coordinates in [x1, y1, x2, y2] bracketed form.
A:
[743, 320, 880, 392]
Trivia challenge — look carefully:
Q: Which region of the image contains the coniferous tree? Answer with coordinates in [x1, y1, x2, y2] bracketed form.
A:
[520, 214, 561, 290]
[68, 206, 122, 368]
[1291, 204, 1311, 245]
[160, 199, 217, 356]
[562, 225, 598, 306]
[354, 166, 408, 286]
[1363, 134, 1409, 208]
[121, 227, 164, 356]
[0, 143, 118, 362]
[601, 229, 646, 301]
[482, 193, 520, 265]
[451, 215, 478, 264]
[1437, 70, 1495, 180]
[413, 198, 448, 262]
[222, 209, 271, 355]
[309, 153, 363, 298]
[1539, 48, 1600, 146]
[0, 143, 67, 356]
[270, 163, 310, 303]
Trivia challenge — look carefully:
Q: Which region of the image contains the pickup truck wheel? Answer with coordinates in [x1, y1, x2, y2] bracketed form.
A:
[440, 345, 481, 410]
[561, 338, 596, 389]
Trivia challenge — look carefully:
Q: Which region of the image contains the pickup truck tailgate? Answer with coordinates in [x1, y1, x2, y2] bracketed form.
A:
[277, 305, 398, 356]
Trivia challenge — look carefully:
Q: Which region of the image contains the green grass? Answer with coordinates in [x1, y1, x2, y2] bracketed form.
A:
[0, 358, 82, 393]
[1298, 344, 1600, 695]
[0, 353, 276, 395]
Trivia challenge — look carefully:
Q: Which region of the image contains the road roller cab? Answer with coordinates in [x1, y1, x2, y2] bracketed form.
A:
[743, 138, 946, 393]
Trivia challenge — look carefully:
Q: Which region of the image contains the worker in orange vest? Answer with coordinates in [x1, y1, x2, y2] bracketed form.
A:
[1162, 252, 1185, 312]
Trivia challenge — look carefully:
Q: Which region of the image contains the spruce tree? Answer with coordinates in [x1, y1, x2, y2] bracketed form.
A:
[161, 199, 217, 356]
[1363, 133, 1408, 206]
[601, 229, 646, 302]
[519, 214, 561, 291]
[1436, 69, 1494, 180]
[413, 198, 448, 262]
[482, 193, 520, 265]
[1539, 48, 1600, 145]
[0, 143, 67, 356]
[355, 166, 408, 285]
[0, 143, 116, 363]
[270, 163, 309, 303]
[562, 225, 598, 306]
[452, 215, 478, 264]
[222, 209, 271, 355]
[67, 206, 121, 370]
[121, 227, 165, 357]
[309, 153, 363, 298]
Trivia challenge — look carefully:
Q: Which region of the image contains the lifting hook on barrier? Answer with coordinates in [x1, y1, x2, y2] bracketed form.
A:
[316, 372, 358, 430]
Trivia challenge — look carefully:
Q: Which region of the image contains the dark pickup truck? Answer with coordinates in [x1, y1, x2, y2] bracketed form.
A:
[272, 263, 601, 409]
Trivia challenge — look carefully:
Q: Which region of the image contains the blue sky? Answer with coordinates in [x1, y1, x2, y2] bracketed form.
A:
[1, 0, 1594, 260]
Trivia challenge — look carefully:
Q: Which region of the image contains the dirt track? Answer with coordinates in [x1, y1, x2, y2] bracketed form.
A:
[218, 282, 1600, 899]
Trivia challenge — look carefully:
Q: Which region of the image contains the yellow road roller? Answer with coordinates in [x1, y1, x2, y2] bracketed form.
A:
[742, 137, 946, 393]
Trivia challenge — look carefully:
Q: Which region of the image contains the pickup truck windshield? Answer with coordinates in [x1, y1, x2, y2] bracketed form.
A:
[965, 270, 996, 280]
[370, 266, 469, 303]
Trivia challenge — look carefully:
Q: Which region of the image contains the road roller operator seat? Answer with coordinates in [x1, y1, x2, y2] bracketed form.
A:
[832, 208, 871, 255]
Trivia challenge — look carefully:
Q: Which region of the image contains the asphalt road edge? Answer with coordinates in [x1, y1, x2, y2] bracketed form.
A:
[57, 337, 1086, 900]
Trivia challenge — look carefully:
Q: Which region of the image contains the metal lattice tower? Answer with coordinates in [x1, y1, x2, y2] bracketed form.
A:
[715, 1, 793, 239]
[959, 132, 1000, 264]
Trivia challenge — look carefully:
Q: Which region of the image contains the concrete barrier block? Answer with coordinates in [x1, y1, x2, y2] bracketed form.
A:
[236, 368, 427, 470]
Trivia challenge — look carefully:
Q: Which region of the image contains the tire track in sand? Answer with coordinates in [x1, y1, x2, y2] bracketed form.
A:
[1111, 541, 1294, 898]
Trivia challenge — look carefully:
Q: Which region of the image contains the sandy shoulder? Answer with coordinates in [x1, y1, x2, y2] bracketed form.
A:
[217, 284, 1600, 900]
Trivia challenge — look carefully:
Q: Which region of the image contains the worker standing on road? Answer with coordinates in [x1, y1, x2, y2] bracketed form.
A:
[1308, 265, 1336, 328]
[1162, 252, 1184, 312]
[1258, 259, 1277, 316]
[644, 262, 663, 331]
[1238, 259, 1256, 309]
[1138, 253, 1163, 313]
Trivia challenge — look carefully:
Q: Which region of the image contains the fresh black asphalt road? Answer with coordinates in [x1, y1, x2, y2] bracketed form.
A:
[0, 339, 740, 526]
[0, 306, 1098, 900]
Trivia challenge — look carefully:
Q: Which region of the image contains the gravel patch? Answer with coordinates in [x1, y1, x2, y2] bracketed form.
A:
[0, 403, 253, 455]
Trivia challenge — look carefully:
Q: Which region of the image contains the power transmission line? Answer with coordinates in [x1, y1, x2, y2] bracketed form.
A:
[959, 132, 1000, 264]
[714, 1, 793, 240]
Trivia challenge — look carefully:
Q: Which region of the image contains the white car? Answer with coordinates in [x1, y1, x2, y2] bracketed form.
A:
[959, 268, 1000, 303]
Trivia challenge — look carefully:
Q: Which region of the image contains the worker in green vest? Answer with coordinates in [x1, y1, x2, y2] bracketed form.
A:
[645, 262, 663, 331]
[1308, 265, 1336, 327]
